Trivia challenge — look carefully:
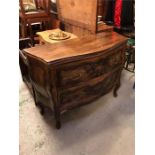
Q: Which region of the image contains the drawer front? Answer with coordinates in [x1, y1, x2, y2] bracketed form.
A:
[57, 48, 124, 88]
[59, 71, 118, 111]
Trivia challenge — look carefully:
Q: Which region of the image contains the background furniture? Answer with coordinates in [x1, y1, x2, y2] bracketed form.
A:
[124, 38, 135, 73]
[57, 0, 113, 37]
[19, 38, 33, 94]
[19, 0, 52, 40]
[96, 0, 135, 33]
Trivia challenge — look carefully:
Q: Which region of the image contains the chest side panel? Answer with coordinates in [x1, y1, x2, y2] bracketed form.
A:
[27, 57, 54, 108]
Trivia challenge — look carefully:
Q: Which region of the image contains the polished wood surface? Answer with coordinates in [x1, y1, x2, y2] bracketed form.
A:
[21, 31, 127, 129]
[24, 31, 126, 63]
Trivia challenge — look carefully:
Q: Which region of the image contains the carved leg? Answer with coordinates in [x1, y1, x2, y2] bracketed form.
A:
[54, 110, 61, 129]
[113, 71, 121, 97]
[39, 105, 45, 115]
[28, 23, 35, 45]
[56, 120, 61, 129]
[32, 87, 39, 106]
[32, 87, 45, 115]
[20, 21, 27, 38]
[113, 82, 121, 97]
[133, 82, 135, 89]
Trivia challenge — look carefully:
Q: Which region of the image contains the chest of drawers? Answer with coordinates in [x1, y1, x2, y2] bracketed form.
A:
[22, 31, 127, 129]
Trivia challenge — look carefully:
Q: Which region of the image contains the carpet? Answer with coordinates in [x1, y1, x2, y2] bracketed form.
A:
[19, 69, 135, 155]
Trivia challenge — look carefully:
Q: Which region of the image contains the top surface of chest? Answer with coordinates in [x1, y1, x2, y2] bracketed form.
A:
[23, 31, 127, 63]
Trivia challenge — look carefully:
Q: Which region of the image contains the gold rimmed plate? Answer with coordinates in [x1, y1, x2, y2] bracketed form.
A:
[49, 31, 71, 41]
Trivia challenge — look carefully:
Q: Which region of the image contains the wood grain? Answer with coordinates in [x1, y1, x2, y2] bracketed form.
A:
[57, 0, 98, 33]
[22, 31, 127, 129]
[24, 31, 127, 63]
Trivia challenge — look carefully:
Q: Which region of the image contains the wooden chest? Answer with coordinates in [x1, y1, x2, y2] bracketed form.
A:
[22, 31, 127, 129]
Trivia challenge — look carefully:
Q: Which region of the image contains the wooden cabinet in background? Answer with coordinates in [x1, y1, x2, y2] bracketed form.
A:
[57, 0, 113, 37]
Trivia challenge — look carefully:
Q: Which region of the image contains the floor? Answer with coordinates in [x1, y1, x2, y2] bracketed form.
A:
[19, 70, 135, 155]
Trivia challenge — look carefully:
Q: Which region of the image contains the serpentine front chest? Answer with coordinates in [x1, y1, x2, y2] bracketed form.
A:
[22, 31, 127, 129]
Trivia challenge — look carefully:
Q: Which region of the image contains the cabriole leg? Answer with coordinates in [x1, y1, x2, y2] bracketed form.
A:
[56, 120, 61, 129]
[40, 105, 45, 115]
[54, 110, 61, 129]
[113, 71, 121, 97]
[113, 82, 121, 97]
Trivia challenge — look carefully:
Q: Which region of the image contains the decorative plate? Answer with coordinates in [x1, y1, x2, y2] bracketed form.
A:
[49, 30, 71, 40]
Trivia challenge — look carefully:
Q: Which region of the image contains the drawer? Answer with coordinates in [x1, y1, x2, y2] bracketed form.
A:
[57, 48, 124, 88]
[59, 71, 118, 111]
